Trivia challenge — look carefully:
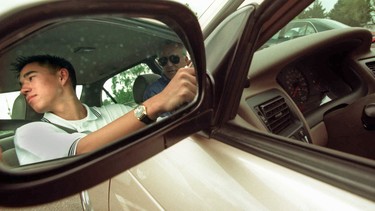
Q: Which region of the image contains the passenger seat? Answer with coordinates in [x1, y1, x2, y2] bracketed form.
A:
[12, 94, 43, 120]
[1, 95, 42, 167]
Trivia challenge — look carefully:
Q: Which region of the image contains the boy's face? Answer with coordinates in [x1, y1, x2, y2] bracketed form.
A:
[19, 62, 63, 113]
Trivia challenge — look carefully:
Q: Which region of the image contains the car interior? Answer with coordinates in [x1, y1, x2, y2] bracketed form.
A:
[0, 0, 374, 209]
[0, 16, 183, 167]
[237, 27, 375, 160]
[1, 1, 374, 167]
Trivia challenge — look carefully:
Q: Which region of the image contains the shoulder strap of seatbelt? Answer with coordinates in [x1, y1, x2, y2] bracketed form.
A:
[41, 118, 78, 134]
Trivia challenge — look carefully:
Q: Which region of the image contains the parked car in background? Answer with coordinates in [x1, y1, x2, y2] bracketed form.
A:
[261, 18, 349, 49]
[0, 0, 375, 210]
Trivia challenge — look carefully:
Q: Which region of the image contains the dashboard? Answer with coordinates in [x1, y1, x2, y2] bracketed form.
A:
[239, 27, 374, 145]
[276, 53, 356, 115]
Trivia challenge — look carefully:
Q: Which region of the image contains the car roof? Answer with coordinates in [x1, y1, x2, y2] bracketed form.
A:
[0, 17, 180, 93]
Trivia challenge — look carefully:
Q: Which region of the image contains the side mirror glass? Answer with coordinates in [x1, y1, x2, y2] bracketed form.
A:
[0, 0, 204, 206]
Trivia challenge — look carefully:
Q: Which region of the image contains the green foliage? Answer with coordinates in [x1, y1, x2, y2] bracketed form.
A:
[298, 0, 327, 19]
[103, 63, 152, 107]
[329, 0, 372, 26]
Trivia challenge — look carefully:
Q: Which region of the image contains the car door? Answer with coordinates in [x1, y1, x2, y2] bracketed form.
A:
[0, 0, 374, 210]
[184, 0, 375, 207]
[207, 0, 375, 205]
[98, 0, 375, 209]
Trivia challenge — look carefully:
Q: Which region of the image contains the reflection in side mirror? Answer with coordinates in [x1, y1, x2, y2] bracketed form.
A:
[0, 16, 196, 167]
[0, 1, 204, 207]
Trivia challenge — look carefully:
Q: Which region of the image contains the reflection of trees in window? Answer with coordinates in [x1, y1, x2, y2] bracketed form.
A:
[329, 0, 372, 26]
[297, 0, 373, 27]
[103, 64, 152, 107]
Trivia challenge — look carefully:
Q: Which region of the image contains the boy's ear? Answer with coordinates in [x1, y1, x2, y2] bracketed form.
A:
[58, 68, 70, 85]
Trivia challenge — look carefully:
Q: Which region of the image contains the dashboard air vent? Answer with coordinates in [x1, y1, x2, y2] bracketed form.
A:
[255, 96, 292, 134]
[366, 61, 375, 75]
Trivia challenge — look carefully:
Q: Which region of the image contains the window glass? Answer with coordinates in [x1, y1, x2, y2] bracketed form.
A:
[76, 85, 82, 99]
[305, 24, 316, 35]
[261, 0, 373, 50]
[0, 88, 82, 120]
[0, 91, 19, 120]
[0, 91, 19, 136]
[173, 0, 216, 18]
[102, 63, 154, 107]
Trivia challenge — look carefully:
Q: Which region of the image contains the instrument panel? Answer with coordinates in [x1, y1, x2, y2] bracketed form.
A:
[277, 59, 353, 115]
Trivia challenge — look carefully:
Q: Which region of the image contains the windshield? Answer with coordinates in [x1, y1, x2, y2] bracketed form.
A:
[261, 0, 374, 50]
[172, 0, 216, 17]
[176, 0, 373, 47]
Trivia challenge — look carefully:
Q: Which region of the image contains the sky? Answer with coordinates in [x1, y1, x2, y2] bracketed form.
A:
[1, 0, 340, 18]
[0, 0, 44, 14]
[178, 0, 339, 17]
[317, 0, 338, 12]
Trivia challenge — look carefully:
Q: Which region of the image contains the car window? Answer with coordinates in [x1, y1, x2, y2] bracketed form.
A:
[0, 91, 18, 120]
[247, 0, 374, 160]
[305, 24, 316, 35]
[264, 0, 372, 111]
[0, 88, 82, 120]
[102, 63, 154, 107]
[260, 0, 373, 50]
[172, 0, 215, 18]
[287, 22, 312, 37]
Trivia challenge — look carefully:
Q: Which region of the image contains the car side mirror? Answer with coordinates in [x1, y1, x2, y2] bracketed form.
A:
[0, 0, 205, 207]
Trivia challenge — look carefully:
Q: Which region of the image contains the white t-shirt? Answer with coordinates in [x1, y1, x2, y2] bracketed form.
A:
[14, 104, 132, 165]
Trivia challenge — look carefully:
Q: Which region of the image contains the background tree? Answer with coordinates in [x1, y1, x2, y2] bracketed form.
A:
[103, 63, 152, 106]
[298, 0, 327, 19]
[329, 0, 372, 26]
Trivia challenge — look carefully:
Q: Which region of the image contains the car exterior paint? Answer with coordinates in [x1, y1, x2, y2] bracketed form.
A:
[0, 0, 375, 210]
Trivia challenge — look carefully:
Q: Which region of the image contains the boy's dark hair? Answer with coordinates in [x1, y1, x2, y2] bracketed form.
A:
[12, 55, 77, 89]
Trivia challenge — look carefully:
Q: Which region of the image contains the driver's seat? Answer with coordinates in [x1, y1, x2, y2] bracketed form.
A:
[132, 74, 161, 104]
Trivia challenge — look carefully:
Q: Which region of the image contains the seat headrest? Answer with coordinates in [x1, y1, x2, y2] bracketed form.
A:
[133, 74, 161, 104]
[11, 94, 43, 120]
[2, 148, 20, 167]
